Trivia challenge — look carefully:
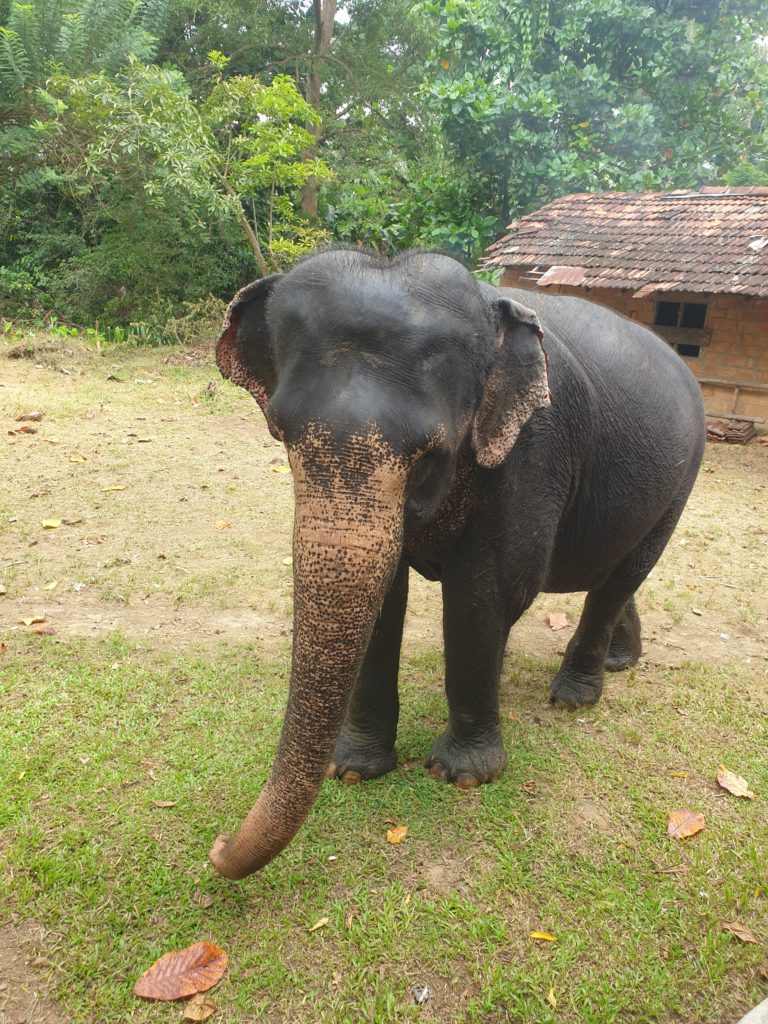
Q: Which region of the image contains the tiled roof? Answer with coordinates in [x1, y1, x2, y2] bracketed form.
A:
[483, 187, 768, 298]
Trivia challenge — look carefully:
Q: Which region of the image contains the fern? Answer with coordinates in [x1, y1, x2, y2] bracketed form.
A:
[7, 2, 41, 74]
[0, 25, 30, 97]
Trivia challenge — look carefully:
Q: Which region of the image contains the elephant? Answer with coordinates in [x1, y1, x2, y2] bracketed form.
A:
[210, 246, 705, 880]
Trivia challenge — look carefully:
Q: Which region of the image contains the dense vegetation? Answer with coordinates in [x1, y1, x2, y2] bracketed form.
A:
[1, 0, 767, 331]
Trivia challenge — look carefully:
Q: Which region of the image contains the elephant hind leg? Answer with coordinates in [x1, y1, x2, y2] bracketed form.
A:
[604, 595, 642, 673]
[550, 498, 687, 709]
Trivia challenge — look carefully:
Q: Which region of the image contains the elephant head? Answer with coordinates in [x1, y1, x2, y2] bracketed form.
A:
[210, 248, 548, 879]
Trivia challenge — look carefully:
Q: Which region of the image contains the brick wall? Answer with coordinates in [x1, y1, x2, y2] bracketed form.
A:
[501, 270, 768, 420]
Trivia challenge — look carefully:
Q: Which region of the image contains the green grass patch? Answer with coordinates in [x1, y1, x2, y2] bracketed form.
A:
[2, 636, 767, 1022]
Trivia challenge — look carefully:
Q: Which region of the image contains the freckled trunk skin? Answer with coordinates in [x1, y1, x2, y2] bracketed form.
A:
[210, 438, 407, 879]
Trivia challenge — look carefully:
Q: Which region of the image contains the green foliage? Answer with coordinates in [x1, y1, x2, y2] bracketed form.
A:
[2, 0, 767, 329]
[418, 0, 768, 218]
[0, 0, 170, 104]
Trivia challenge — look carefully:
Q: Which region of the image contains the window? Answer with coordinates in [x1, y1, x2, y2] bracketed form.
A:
[653, 301, 708, 329]
[676, 343, 701, 358]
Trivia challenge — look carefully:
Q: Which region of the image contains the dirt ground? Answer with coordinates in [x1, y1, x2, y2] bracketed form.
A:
[1, 335, 767, 672]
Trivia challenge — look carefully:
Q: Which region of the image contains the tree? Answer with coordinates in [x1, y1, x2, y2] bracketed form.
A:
[418, 0, 768, 222]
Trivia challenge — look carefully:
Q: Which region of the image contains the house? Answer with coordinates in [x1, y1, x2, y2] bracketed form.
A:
[482, 187, 768, 421]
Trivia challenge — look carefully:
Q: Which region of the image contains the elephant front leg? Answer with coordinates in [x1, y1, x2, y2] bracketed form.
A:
[326, 558, 408, 784]
[426, 570, 520, 790]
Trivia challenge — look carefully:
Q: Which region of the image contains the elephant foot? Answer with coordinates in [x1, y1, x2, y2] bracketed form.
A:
[604, 646, 641, 673]
[425, 727, 507, 790]
[326, 729, 397, 784]
[605, 599, 642, 672]
[549, 668, 604, 709]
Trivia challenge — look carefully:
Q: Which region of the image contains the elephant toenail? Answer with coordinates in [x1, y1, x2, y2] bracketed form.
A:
[549, 695, 576, 710]
[341, 770, 362, 785]
[429, 762, 449, 782]
[454, 772, 480, 790]
[325, 761, 338, 779]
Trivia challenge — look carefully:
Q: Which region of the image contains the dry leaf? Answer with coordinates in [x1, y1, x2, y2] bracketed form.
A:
[101, 485, 126, 492]
[183, 993, 216, 1022]
[547, 987, 557, 1009]
[345, 911, 357, 929]
[547, 612, 568, 631]
[133, 941, 227, 1001]
[716, 765, 756, 800]
[530, 931, 557, 942]
[282, 557, 293, 566]
[41, 519, 61, 529]
[20, 615, 46, 626]
[0, 584, 6, 596]
[269, 465, 290, 474]
[308, 917, 330, 932]
[669, 771, 688, 778]
[33, 625, 56, 635]
[667, 809, 705, 839]
[214, 521, 232, 530]
[386, 825, 408, 845]
[44, 581, 58, 590]
[508, 712, 520, 722]
[152, 800, 177, 808]
[69, 455, 87, 463]
[722, 921, 759, 944]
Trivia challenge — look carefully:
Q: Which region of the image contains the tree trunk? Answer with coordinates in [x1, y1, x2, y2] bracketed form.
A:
[301, 0, 336, 219]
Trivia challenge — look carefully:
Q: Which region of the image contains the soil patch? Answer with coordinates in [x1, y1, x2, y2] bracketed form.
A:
[0, 923, 67, 1024]
[2, 335, 767, 676]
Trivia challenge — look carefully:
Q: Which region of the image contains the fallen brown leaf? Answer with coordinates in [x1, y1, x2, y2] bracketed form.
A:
[183, 993, 216, 1022]
[19, 615, 46, 626]
[716, 764, 756, 800]
[33, 625, 56, 635]
[152, 800, 177, 809]
[722, 921, 759, 944]
[101, 485, 127, 492]
[546, 612, 568, 631]
[667, 809, 705, 839]
[547, 987, 557, 1009]
[269, 465, 290, 474]
[41, 519, 61, 529]
[133, 941, 227, 1001]
[308, 917, 330, 932]
[530, 931, 557, 942]
[386, 825, 408, 845]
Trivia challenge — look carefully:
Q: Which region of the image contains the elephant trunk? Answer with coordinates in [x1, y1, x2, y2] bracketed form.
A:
[210, 440, 407, 880]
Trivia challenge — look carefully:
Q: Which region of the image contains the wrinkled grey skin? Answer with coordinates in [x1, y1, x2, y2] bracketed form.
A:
[210, 247, 705, 879]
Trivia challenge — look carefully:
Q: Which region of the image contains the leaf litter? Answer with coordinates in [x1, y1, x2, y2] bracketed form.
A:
[667, 810, 706, 839]
[133, 941, 227, 1000]
[716, 765, 756, 799]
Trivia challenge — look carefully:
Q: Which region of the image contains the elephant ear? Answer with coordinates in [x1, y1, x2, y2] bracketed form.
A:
[216, 274, 282, 412]
[471, 297, 550, 469]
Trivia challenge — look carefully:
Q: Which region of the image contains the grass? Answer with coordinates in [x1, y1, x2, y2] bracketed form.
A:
[2, 636, 767, 1023]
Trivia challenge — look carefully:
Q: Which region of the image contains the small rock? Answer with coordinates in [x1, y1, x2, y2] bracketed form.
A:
[411, 984, 432, 1006]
